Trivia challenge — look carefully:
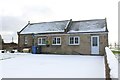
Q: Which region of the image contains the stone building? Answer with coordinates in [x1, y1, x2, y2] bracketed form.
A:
[17, 18, 108, 55]
[0, 35, 3, 50]
[3, 42, 18, 51]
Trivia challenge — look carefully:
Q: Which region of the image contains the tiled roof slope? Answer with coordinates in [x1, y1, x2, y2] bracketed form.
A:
[19, 19, 108, 34]
[20, 20, 69, 34]
[69, 19, 107, 33]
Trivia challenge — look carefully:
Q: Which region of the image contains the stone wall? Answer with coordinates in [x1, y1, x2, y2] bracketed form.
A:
[18, 33, 108, 55]
[0, 41, 2, 50]
[18, 34, 33, 52]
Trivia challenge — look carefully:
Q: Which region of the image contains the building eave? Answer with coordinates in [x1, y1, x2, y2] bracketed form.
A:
[18, 22, 30, 35]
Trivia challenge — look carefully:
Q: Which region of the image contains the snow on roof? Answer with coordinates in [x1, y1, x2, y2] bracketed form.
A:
[20, 20, 69, 34]
[20, 19, 107, 34]
[68, 19, 106, 33]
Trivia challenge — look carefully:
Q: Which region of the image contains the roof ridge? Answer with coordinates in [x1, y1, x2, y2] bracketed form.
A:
[30, 20, 70, 25]
[72, 18, 105, 22]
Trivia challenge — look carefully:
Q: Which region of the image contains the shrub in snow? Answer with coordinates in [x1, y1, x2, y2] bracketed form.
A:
[105, 47, 118, 78]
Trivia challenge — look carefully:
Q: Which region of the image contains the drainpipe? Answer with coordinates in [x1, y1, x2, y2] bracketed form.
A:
[32, 33, 36, 54]
[32, 33, 35, 46]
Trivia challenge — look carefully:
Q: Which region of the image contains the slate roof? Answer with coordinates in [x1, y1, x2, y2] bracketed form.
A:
[20, 20, 69, 34]
[19, 19, 108, 34]
[69, 19, 107, 33]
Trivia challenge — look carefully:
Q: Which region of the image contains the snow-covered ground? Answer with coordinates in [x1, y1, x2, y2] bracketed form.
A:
[1, 53, 105, 78]
[0, 53, 30, 60]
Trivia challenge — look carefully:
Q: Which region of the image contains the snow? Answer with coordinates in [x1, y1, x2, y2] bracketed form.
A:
[20, 20, 69, 34]
[0, 53, 30, 60]
[68, 27, 106, 33]
[105, 47, 118, 78]
[65, 20, 71, 30]
[1, 53, 105, 78]
[0, 50, 4, 53]
[68, 19, 106, 33]
[20, 19, 107, 34]
[0, 60, 2, 80]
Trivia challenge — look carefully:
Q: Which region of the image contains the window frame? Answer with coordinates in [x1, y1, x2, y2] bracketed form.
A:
[69, 36, 80, 45]
[38, 37, 46, 45]
[92, 37, 98, 46]
[24, 36, 28, 45]
[52, 37, 61, 45]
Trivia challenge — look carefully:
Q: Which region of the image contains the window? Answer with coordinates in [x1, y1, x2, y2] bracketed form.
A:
[92, 37, 98, 46]
[70, 37, 74, 44]
[38, 37, 46, 45]
[69, 36, 80, 45]
[52, 37, 61, 45]
[24, 36, 28, 44]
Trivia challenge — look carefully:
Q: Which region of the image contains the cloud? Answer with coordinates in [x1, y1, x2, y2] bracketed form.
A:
[0, 31, 14, 35]
[22, 5, 53, 21]
[1, 16, 26, 31]
[0, 5, 53, 43]
[1, 16, 26, 43]
[24, 6, 52, 15]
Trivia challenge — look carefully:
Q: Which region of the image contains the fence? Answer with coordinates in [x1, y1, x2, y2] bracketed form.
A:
[109, 44, 120, 50]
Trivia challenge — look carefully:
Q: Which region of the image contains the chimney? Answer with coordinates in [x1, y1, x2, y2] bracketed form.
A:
[28, 21, 30, 24]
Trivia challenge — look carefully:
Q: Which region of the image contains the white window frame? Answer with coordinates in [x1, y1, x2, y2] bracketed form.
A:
[38, 37, 46, 45]
[24, 36, 28, 44]
[69, 36, 80, 45]
[52, 37, 61, 45]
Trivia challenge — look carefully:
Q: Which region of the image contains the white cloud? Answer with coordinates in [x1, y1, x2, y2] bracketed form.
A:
[0, 31, 14, 36]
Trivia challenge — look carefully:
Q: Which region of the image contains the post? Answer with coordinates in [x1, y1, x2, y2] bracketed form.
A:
[12, 37, 14, 43]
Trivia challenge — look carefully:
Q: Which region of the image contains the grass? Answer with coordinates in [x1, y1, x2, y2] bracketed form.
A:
[112, 50, 120, 54]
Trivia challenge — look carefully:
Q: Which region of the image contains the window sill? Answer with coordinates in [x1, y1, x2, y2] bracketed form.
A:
[38, 44, 46, 46]
[52, 44, 61, 46]
[69, 44, 80, 46]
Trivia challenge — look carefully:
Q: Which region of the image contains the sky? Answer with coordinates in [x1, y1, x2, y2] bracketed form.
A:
[0, 0, 119, 44]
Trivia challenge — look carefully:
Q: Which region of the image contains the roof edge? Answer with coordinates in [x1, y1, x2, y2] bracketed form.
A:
[28, 20, 70, 25]
[68, 31, 109, 34]
[72, 18, 105, 22]
[18, 22, 30, 34]
[105, 18, 109, 32]
[18, 18, 108, 35]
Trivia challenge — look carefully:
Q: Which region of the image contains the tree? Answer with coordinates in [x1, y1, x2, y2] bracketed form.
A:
[109, 43, 112, 49]
[114, 42, 117, 48]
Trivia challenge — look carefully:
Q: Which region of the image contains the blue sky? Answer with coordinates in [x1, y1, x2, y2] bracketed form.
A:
[0, 0, 119, 44]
